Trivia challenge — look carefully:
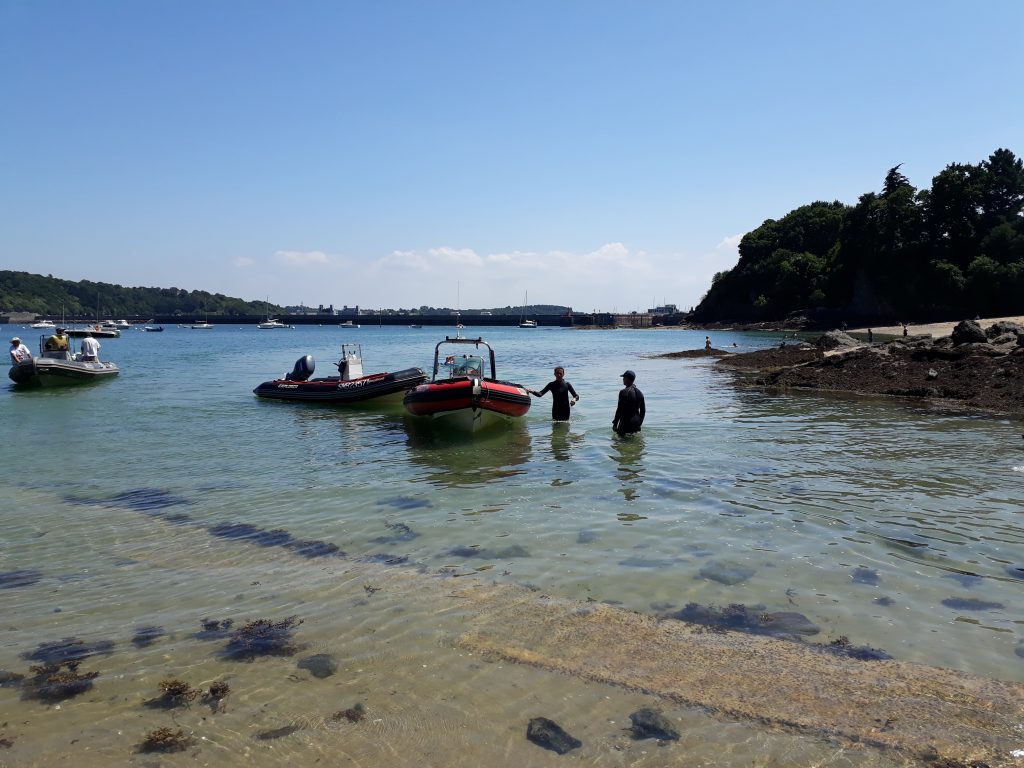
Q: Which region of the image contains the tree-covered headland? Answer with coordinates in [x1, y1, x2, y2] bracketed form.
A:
[0, 271, 274, 318]
[693, 148, 1024, 325]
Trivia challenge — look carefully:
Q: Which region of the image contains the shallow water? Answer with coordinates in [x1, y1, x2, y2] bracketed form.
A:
[1, 324, 1021, 766]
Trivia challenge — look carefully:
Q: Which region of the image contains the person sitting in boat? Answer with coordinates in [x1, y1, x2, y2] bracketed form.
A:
[44, 328, 69, 353]
[79, 332, 101, 362]
[529, 366, 579, 422]
[9, 336, 32, 364]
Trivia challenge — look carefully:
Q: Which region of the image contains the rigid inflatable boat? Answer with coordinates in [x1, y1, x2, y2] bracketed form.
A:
[403, 336, 530, 431]
[253, 344, 426, 404]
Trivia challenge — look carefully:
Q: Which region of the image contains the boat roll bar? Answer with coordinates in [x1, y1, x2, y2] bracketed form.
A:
[433, 336, 498, 380]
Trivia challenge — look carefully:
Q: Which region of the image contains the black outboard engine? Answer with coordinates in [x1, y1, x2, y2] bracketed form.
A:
[285, 354, 315, 381]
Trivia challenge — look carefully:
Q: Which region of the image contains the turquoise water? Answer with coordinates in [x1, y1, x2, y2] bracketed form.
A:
[1, 323, 1022, 766]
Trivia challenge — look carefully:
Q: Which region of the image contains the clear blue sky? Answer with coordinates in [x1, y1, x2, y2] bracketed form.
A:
[2, 1, 1021, 313]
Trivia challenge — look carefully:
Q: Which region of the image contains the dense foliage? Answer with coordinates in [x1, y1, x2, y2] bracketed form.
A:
[693, 148, 1024, 324]
[0, 272, 278, 318]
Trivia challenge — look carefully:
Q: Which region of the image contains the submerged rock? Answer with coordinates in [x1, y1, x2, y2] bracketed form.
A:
[0, 569, 43, 589]
[297, 653, 338, 679]
[941, 597, 1005, 611]
[697, 560, 756, 585]
[629, 707, 680, 740]
[526, 716, 581, 754]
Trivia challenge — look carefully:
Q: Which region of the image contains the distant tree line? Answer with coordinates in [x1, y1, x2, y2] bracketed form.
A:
[0, 271, 276, 317]
[692, 148, 1024, 324]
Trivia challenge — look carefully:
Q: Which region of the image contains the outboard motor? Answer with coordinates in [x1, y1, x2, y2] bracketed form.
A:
[285, 354, 315, 381]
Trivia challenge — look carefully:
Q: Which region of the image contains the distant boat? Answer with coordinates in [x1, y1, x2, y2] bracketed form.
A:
[30, 319, 56, 329]
[339, 320, 360, 329]
[258, 298, 292, 329]
[142, 326, 164, 332]
[189, 321, 214, 330]
[409, 323, 423, 328]
[519, 291, 537, 328]
[65, 325, 120, 338]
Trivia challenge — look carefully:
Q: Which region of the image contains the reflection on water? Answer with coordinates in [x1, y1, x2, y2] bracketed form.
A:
[547, 421, 584, 462]
[611, 432, 645, 502]
[402, 417, 532, 489]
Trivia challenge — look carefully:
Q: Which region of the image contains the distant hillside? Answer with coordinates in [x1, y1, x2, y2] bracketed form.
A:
[693, 148, 1024, 325]
[0, 271, 280, 318]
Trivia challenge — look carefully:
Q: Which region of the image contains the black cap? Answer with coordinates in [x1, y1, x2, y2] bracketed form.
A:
[621, 370, 635, 379]
[56, 327, 66, 333]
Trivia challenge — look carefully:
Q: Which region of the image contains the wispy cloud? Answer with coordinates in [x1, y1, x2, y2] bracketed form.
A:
[274, 250, 332, 266]
[233, 256, 255, 268]
[716, 234, 743, 250]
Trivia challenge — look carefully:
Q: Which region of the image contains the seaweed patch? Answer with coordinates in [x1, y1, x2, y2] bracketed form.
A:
[665, 603, 820, 640]
[194, 618, 234, 640]
[370, 521, 420, 544]
[941, 597, 1005, 611]
[145, 678, 200, 708]
[131, 625, 167, 648]
[22, 661, 99, 701]
[331, 702, 366, 722]
[0, 569, 43, 589]
[851, 566, 879, 585]
[378, 496, 432, 510]
[255, 724, 301, 740]
[222, 616, 303, 660]
[138, 727, 193, 753]
[21, 637, 115, 665]
[287, 540, 343, 558]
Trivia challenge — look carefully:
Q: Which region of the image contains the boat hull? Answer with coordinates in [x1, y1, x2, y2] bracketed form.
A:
[253, 367, 427, 404]
[403, 378, 531, 430]
[9, 358, 120, 386]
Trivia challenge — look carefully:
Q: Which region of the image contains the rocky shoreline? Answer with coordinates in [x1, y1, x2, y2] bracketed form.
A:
[662, 319, 1024, 419]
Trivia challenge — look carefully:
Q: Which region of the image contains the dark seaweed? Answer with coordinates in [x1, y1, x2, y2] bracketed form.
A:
[667, 603, 820, 640]
[370, 522, 420, 544]
[21, 637, 115, 665]
[193, 618, 235, 640]
[110, 488, 192, 511]
[0, 670, 26, 687]
[161, 512, 194, 525]
[851, 567, 879, 585]
[448, 544, 530, 559]
[145, 678, 200, 708]
[22, 661, 98, 701]
[0, 569, 43, 589]
[331, 702, 366, 722]
[378, 496, 432, 510]
[255, 725, 301, 740]
[941, 597, 1005, 611]
[222, 616, 303, 660]
[945, 571, 984, 588]
[251, 529, 294, 547]
[362, 553, 410, 566]
[823, 636, 892, 661]
[138, 727, 193, 753]
[287, 540, 343, 558]
[208, 522, 263, 541]
[131, 625, 167, 648]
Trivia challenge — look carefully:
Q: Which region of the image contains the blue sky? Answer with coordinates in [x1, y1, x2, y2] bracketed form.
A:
[2, 1, 1022, 312]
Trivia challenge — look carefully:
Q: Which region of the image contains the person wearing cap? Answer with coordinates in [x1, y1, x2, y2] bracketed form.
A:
[79, 331, 101, 362]
[44, 327, 69, 353]
[529, 366, 579, 422]
[9, 336, 32, 364]
[613, 370, 645, 436]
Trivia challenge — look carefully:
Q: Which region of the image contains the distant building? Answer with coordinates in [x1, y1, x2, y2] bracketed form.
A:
[648, 304, 679, 314]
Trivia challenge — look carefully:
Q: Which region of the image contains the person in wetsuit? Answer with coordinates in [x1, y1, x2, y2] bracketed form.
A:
[613, 369, 645, 436]
[529, 366, 579, 421]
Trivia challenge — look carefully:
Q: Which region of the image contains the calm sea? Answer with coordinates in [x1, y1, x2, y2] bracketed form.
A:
[1, 323, 1021, 767]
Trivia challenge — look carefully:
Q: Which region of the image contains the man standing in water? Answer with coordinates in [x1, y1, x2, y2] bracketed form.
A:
[529, 366, 579, 421]
[613, 370, 645, 436]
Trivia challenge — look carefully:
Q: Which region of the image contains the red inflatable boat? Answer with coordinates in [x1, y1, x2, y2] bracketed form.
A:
[403, 336, 530, 430]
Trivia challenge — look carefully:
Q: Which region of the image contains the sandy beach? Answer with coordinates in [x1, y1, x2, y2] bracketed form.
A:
[849, 315, 1024, 338]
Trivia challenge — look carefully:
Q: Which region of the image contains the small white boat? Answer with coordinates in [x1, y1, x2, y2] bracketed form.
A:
[257, 319, 293, 329]
[65, 325, 120, 338]
[189, 321, 215, 329]
[518, 319, 538, 328]
[30, 320, 56, 329]
[339, 320, 360, 329]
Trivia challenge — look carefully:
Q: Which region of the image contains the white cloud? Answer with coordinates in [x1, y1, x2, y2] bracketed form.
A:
[716, 234, 743, 249]
[233, 256, 254, 268]
[274, 250, 332, 266]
